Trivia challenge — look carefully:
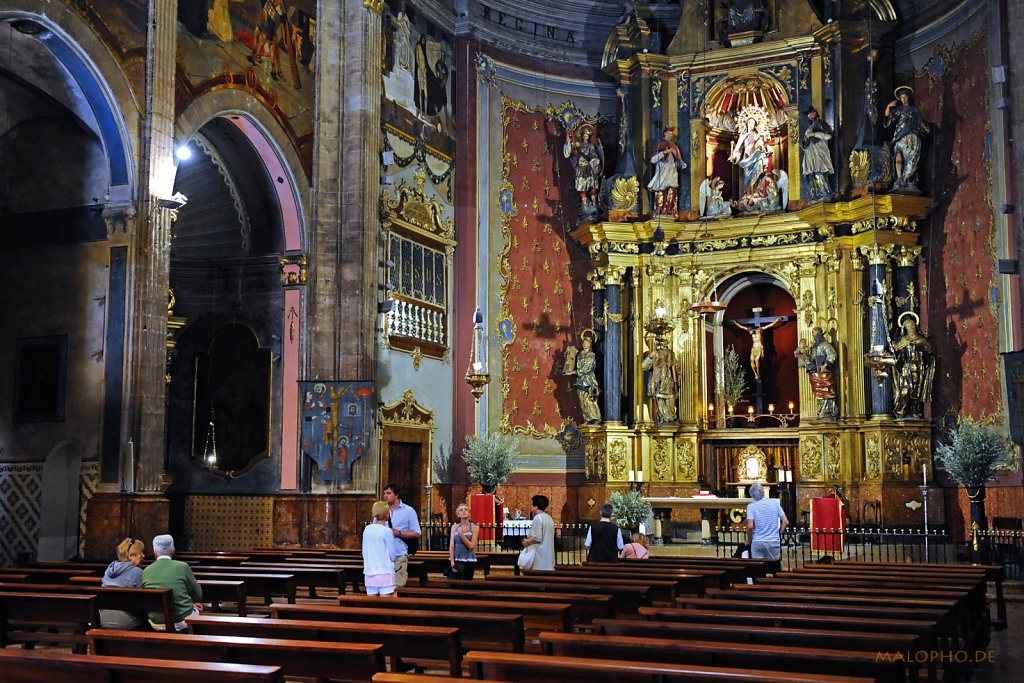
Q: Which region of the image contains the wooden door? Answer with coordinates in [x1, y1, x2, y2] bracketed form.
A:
[386, 441, 423, 515]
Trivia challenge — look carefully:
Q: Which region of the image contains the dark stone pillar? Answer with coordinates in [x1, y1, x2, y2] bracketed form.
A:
[603, 276, 624, 423]
[867, 258, 893, 416]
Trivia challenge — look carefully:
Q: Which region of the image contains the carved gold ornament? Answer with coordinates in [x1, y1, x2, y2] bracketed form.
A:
[800, 437, 823, 480]
[675, 440, 697, 482]
[865, 433, 882, 479]
[849, 149, 870, 188]
[611, 176, 640, 210]
[609, 440, 628, 479]
[652, 438, 671, 480]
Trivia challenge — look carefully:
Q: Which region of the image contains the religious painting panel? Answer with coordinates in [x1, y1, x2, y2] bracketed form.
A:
[912, 36, 1000, 421]
[174, 0, 317, 176]
[299, 381, 374, 484]
[496, 101, 596, 440]
[380, 1, 454, 201]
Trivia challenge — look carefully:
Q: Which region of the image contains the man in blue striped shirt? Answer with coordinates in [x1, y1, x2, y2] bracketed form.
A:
[745, 482, 788, 560]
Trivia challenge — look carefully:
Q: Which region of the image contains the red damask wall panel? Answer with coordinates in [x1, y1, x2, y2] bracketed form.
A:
[915, 37, 1002, 421]
[497, 105, 593, 439]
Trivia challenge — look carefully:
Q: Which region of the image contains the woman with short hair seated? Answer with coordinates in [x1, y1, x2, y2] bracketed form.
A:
[100, 537, 146, 629]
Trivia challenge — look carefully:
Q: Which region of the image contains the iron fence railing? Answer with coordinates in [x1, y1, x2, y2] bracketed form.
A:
[714, 525, 1023, 579]
[421, 522, 590, 566]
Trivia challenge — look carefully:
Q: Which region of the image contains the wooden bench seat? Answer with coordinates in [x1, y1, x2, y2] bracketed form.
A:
[0, 591, 98, 652]
[575, 561, 745, 588]
[463, 650, 875, 682]
[479, 577, 649, 615]
[67, 575, 246, 617]
[88, 628, 386, 683]
[552, 564, 722, 593]
[0, 581, 175, 628]
[187, 613, 463, 677]
[192, 571, 296, 605]
[540, 631, 909, 682]
[0, 567, 94, 583]
[0, 648, 284, 683]
[511, 572, 681, 604]
[236, 562, 348, 596]
[270, 602, 525, 653]
[398, 585, 613, 624]
[336, 594, 573, 633]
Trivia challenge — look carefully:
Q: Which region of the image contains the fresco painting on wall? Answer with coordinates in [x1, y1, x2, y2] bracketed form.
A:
[498, 103, 595, 441]
[381, 0, 454, 160]
[65, 0, 148, 108]
[300, 381, 373, 484]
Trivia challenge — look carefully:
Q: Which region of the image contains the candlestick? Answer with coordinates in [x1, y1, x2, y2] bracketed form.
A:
[788, 401, 794, 412]
[747, 406, 754, 415]
[923, 464, 927, 487]
[707, 403, 714, 413]
[768, 403, 774, 414]
[728, 405, 734, 415]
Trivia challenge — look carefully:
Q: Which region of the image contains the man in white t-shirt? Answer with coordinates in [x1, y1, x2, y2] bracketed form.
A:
[745, 482, 788, 560]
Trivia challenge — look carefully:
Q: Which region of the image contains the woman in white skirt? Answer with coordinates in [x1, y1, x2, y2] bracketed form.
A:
[362, 500, 397, 596]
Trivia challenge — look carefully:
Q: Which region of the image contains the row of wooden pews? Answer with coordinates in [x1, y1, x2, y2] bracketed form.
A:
[0, 547, 1004, 682]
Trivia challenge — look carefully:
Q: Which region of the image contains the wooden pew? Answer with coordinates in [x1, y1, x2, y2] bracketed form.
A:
[833, 561, 1007, 631]
[67, 575, 247, 618]
[88, 629, 386, 683]
[650, 604, 942, 682]
[271, 602, 525, 653]
[236, 562, 348, 596]
[0, 648, 284, 683]
[0, 592, 98, 653]
[480, 577, 649, 615]
[412, 551, 492, 577]
[0, 581, 175, 628]
[400, 585, 614, 624]
[594, 617, 921, 662]
[540, 631, 909, 682]
[335, 594, 573, 633]
[511, 572, 680, 604]
[550, 564, 720, 593]
[192, 571, 296, 605]
[187, 613, 463, 677]
[463, 650, 876, 682]
[0, 567, 94, 583]
[574, 561, 744, 588]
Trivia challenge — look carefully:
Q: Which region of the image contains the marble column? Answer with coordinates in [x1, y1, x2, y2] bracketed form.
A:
[603, 267, 626, 424]
[866, 247, 893, 416]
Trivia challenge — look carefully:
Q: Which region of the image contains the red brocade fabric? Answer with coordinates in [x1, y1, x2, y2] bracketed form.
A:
[498, 106, 593, 436]
[913, 37, 1001, 420]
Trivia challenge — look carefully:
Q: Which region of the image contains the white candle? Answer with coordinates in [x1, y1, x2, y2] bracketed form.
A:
[923, 464, 927, 487]
[628, 470, 635, 482]
[472, 361, 483, 372]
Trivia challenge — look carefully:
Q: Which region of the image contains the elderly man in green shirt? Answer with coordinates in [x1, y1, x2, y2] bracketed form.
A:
[141, 534, 202, 631]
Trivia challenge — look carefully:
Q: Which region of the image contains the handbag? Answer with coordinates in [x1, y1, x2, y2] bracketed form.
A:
[442, 564, 463, 580]
[517, 544, 537, 570]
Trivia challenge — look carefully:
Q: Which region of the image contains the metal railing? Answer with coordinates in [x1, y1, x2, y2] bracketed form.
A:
[422, 521, 590, 566]
[714, 525, 1023, 578]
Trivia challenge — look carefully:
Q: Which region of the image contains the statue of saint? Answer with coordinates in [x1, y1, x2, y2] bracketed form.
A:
[563, 125, 604, 219]
[648, 126, 686, 216]
[803, 327, 838, 420]
[801, 107, 834, 200]
[641, 338, 678, 425]
[565, 333, 601, 424]
[892, 312, 935, 419]
[885, 86, 929, 191]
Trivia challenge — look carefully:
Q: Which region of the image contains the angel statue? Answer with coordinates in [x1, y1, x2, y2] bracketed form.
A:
[564, 330, 601, 424]
[699, 176, 732, 217]
[884, 86, 929, 192]
[564, 125, 604, 219]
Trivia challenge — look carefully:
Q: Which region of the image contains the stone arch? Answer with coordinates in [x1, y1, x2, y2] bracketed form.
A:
[0, 8, 139, 204]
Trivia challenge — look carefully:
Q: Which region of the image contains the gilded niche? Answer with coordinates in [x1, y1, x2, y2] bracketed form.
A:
[883, 432, 929, 480]
[608, 439, 628, 480]
[800, 436, 823, 480]
[652, 438, 671, 481]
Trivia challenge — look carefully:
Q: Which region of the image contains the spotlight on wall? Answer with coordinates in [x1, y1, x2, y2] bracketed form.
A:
[156, 192, 188, 210]
[175, 145, 192, 161]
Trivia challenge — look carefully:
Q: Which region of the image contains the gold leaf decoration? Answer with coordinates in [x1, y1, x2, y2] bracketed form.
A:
[611, 176, 640, 210]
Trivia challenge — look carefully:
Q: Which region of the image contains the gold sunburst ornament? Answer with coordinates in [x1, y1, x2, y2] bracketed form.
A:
[611, 176, 640, 210]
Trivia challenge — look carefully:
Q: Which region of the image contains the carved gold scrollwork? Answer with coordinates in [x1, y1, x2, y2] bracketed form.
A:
[825, 434, 841, 480]
[675, 440, 697, 482]
[865, 433, 882, 479]
[849, 150, 870, 188]
[608, 440, 628, 479]
[652, 438, 671, 480]
[611, 177, 640, 210]
[800, 436, 823, 480]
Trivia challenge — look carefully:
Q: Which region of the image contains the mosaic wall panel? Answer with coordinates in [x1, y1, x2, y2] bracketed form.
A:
[78, 461, 100, 559]
[183, 495, 274, 552]
[0, 463, 43, 567]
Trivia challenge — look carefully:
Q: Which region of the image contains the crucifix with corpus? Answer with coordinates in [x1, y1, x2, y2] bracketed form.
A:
[727, 307, 792, 413]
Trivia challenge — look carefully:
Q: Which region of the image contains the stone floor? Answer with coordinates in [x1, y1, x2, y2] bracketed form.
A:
[972, 593, 1023, 682]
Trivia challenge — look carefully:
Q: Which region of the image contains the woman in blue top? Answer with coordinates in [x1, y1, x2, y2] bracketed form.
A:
[448, 503, 480, 580]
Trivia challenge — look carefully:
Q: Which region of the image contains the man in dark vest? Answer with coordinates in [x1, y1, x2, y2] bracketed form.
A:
[585, 503, 624, 562]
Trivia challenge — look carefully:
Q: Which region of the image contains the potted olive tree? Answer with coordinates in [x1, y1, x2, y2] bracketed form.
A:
[935, 415, 1010, 562]
[721, 345, 748, 426]
[608, 489, 653, 532]
[462, 431, 521, 494]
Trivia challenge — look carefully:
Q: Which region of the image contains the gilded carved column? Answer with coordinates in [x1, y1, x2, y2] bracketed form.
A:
[795, 257, 818, 419]
[848, 247, 869, 417]
[894, 246, 922, 323]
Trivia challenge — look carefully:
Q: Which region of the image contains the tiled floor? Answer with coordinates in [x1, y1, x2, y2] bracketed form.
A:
[972, 597, 1023, 682]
